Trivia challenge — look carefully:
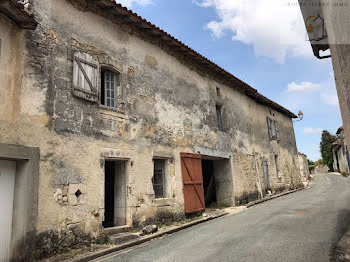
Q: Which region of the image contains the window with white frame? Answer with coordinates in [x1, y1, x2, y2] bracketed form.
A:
[101, 69, 119, 108]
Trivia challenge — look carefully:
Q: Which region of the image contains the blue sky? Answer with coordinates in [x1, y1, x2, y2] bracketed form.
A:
[117, 0, 342, 161]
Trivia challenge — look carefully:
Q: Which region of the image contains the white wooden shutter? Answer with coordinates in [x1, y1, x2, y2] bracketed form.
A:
[72, 52, 99, 102]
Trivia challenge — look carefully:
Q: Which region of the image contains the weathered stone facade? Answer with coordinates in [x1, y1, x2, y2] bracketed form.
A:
[298, 152, 310, 181]
[298, 0, 350, 157]
[315, 165, 329, 174]
[332, 127, 350, 174]
[0, 0, 302, 259]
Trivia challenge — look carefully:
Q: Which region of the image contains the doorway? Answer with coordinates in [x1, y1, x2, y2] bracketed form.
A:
[201, 157, 233, 208]
[103, 160, 127, 228]
[262, 160, 270, 191]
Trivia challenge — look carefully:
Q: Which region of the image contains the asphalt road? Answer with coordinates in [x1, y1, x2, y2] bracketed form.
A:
[95, 174, 350, 262]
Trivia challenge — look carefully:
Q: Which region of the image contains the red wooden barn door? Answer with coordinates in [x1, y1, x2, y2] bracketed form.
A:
[180, 153, 205, 213]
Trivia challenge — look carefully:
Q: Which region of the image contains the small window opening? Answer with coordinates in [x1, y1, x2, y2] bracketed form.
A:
[216, 87, 221, 97]
[216, 105, 223, 131]
[75, 189, 82, 199]
[101, 69, 119, 108]
[153, 159, 165, 198]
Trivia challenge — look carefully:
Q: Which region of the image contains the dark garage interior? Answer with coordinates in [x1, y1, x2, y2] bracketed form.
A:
[202, 159, 217, 207]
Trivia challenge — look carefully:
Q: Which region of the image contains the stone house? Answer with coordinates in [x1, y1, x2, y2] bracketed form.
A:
[314, 165, 329, 174]
[332, 126, 350, 174]
[298, 152, 310, 182]
[0, 0, 303, 260]
[298, 0, 350, 154]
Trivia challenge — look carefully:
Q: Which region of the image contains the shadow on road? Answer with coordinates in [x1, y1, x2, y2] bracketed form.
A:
[330, 209, 350, 262]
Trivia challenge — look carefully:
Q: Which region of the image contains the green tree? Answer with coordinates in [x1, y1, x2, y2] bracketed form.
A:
[307, 159, 315, 166]
[314, 159, 325, 166]
[320, 130, 337, 171]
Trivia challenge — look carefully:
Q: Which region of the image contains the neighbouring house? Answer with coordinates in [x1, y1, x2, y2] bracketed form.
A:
[0, 0, 38, 261]
[309, 164, 329, 174]
[298, 152, 310, 182]
[332, 126, 350, 174]
[0, 0, 303, 260]
[298, 0, 350, 154]
[315, 165, 329, 174]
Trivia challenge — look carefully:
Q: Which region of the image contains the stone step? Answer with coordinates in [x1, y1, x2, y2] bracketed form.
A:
[103, 225, 132, 235]
[110, 232, 141, 245]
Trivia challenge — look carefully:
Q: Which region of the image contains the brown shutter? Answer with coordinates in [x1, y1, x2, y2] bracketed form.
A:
[267, 117, 272, 139]
[72, 52, 99, 102]
[180, 153, 205, 213]
[274, 121, 280, 141]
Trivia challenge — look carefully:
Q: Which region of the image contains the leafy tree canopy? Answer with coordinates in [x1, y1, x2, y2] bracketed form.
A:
[314, 159, 325, 166]
[307, 159, 315, 166]
[320, 130, 337, 171]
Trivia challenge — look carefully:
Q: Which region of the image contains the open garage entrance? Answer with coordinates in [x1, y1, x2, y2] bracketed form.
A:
[201, 156, 234, 208]
[180, 153, 234, 214]
[202, 160, 216, 207]
[103, 160, 127, 228]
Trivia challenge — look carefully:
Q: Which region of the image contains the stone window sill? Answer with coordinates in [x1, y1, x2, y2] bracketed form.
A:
[99, 104, 126, 114]
[153, 198, 175, 207]
[99, 107, 128, 120]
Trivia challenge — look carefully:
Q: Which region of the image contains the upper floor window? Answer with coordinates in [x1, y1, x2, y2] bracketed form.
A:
[101, 69, 119, 108]
[274, 120, 280, 142]
[267, 117, 273, 139]
[267, 117, 280, 142]
[72, 52, 123, 109]
[216, 105, 223, 131]
[216, 87, 221, 97]
[72, 52, 99, 102]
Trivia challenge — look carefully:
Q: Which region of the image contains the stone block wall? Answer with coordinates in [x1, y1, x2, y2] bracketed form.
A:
[0, 0, 303, 251]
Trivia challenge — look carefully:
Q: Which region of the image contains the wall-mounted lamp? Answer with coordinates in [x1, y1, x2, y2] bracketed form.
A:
[293, 111, 304, 122]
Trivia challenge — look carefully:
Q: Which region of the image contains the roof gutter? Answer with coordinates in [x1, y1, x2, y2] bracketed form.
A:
[0, 0, 37, 29]
[312, 44, 331, 59]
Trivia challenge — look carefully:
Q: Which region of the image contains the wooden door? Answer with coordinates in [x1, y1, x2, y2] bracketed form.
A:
[180, 153, 205, 213]
[262, 160, 270, 190]
[0, 160, 16, 262]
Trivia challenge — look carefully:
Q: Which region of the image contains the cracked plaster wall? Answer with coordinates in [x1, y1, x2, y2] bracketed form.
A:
[0, 0, 303, 237]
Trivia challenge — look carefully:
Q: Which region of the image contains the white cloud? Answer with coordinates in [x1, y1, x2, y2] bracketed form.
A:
[320, 92, 339, 107]
[287, 81, 321, 93]
[195, 0, 312, 63]
[116, 0, 152, 8]
[284, 74, 340, 109]
[303, 127, 323, 135]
